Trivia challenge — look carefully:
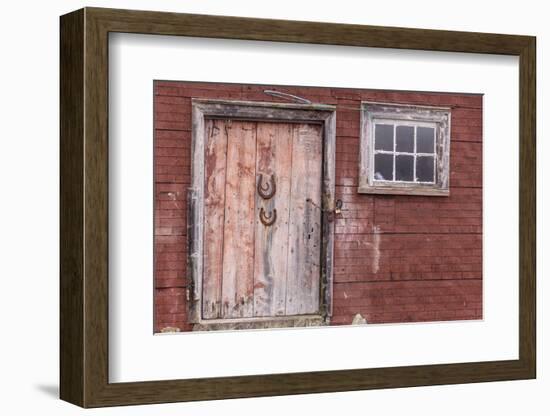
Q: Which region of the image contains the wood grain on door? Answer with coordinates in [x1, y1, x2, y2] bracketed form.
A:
[203, 119, 323, 320]
[286, 124, 323, 315]
[202, 119, 227, 319]
[253, 123, 293, 317]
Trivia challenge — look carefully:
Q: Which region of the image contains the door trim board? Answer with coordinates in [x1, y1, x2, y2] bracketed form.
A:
[189, 99, 337, 330]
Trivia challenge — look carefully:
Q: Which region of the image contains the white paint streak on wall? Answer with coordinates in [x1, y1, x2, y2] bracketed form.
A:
[371, 225, 381, 274]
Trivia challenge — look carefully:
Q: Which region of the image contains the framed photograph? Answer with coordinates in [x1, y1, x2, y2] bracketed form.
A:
[60, 7, 536, 408]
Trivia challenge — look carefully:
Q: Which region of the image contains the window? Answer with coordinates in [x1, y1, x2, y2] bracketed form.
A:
[359, 102, 451, 196]
[374, 123, 436, 183]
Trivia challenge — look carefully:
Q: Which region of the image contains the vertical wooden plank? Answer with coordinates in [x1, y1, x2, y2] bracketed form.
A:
[60, 8, 85, 407]
[253, 123, 293, 317]
[286, 123, 323, 315]
[83, 9, 110, 405]
[188, 103, 207, 323]
[221, 121, 257, 318]
[202, 119, 227, 319]
[322, 111, 337, 318]
[518, 38, 536, 373]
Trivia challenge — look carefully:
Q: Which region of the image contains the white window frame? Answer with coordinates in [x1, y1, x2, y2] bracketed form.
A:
[359, 102, 452, 196]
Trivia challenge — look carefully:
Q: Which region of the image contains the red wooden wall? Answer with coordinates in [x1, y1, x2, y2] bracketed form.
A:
[153, 81, 482, 332]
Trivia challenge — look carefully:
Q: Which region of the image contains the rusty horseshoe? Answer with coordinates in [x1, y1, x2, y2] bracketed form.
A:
[259, 207, 277, 226]
[257, 174, 276, 200]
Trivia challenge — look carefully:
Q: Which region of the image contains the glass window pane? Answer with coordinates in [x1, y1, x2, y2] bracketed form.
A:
[374, 153, 393, 181]
[396, 125, 414, 152]
[417, 127, 435, 153]
[375, 124, 393, 151]
[395, 155, 414, 182]
[416, 156, 435, 182]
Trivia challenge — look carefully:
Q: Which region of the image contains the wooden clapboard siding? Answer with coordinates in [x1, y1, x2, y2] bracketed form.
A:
[253, 122, 293, 317]
[202, 119, 227, 319]
[157, 84, 486, 334]
[221, 121, 257, 318]
[286, 124, 323, 315]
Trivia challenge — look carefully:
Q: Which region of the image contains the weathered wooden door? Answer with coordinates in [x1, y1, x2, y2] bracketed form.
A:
[201, 119, 324, 321]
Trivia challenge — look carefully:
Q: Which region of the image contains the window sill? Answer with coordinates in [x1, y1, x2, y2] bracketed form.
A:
[357, 185, 450, 197]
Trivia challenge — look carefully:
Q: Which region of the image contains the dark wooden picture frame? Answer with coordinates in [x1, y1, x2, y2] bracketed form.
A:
[60, 7, 536, 408]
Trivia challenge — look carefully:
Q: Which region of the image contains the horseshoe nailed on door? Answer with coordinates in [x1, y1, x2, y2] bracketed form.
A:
[258, 174, 276, 226]
[257, 174, 276, 200]
[259, 207, 277, 226]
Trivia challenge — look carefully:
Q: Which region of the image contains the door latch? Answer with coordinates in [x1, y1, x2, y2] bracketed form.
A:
[334, 199, 343, 215]
[306, 198, 343, 222]
[326, 199, 343, 222]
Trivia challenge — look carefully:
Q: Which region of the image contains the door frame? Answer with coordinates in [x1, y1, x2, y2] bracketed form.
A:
[188, 99, 336, 330]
